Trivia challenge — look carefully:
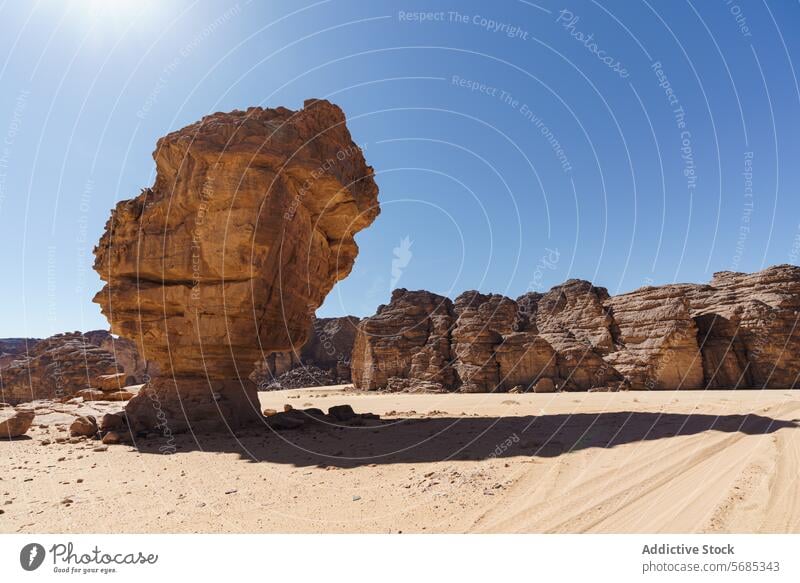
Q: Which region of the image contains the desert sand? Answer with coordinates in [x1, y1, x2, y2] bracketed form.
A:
[1, 387, 798, 534]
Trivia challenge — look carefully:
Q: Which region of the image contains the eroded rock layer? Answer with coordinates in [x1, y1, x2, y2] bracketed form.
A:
[351, 265, 800, 392]
[351, 289, 456, 392]
[0, 333, 122, 404]
[93, 100, 379, 431]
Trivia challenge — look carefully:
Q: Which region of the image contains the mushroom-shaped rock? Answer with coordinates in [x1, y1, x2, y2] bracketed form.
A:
[93, 100, 380, 432]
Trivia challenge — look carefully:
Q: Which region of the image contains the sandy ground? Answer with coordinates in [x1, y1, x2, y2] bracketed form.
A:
[1, 387, 799, 533]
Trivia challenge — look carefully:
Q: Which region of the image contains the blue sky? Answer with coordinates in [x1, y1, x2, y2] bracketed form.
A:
[1, 0, 799, 337]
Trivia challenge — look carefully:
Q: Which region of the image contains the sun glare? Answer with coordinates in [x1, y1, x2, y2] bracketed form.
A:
[81, 0, 156, 27]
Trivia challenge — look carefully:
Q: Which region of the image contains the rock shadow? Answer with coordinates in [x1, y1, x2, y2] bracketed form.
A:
[131, 410, 798, 468]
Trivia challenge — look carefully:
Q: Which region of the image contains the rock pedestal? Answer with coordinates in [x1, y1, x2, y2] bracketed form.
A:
[93, 100, 379, 431]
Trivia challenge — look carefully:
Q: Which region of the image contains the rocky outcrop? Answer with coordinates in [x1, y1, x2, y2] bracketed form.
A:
[534, 280, 615, 353]
[351, 289, 456, 392]
[351, 265, 800, 392]
[0, 333, 123, 404]
[449, 291, 580, 392]
[251, 315, 359, 388]
[0, 330, 150, 405]
[685, 266, 800, 387]
[0, 338, 39, 368]
[93, 100, 379, 432]
[351, 287, 619, 393]
[604, 286, 704, 389]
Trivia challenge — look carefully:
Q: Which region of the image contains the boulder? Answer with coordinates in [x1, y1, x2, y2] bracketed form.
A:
[69, 415, 98, 437]
[0, 408, 35, 438]
[265, 412, 306, 430]
[328, 404, 356, 421]
[92, 100, 380, 432]
[94, 373, 128, 392]
[75, 389, 108, 401]
[75, 389, 134, 402]
[102, 431, 122, 445]
[99, 412, 128, 433]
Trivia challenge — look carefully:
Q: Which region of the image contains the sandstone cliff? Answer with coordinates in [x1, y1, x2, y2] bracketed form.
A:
[351, 289, 456, 392]
[351, 265, 800, 392]
[93, 100, 379, 431]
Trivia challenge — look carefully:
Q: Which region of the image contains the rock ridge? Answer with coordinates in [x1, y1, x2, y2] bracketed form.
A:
[351, 265, 800, 392]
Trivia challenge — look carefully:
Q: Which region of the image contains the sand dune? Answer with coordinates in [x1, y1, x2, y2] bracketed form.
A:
[1, 388, 798, 533]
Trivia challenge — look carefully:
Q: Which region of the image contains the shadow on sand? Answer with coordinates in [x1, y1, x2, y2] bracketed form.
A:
[131, 411, 799, 468]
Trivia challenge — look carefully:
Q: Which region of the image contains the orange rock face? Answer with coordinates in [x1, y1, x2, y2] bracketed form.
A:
[93, 100, 379, 431]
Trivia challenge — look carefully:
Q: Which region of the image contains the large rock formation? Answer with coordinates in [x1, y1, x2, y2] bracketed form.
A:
[604, 286, 705, 390]
[686, 266, 800, 388]
[251, 315, 360, 389]
[351, 265, 800, 392]
[93, 99, 379, 432]
[0, 333, 122, 404]
[351, 289, 456, 392]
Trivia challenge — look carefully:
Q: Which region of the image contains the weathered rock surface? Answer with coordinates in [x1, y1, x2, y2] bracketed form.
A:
[686, 266, 800, 388]
[604, 286, 704, 389]
[69, 415, 98, 437]
[0, 330, 149, 405]
[251, 315, 359, 389]
[84, 330, 153, 384]
[0, 333, 123, 404]
[0, 338, 39, 368]
[76, 387, 138, 402]
[351, 289, 456, 392]
[351, 265, 800, 392]
[534, 279, 615, 354]
[93, 99, 379, 432]
[0, 408, 35, 438]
